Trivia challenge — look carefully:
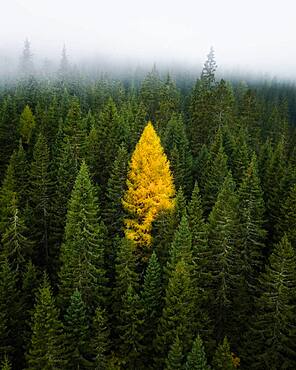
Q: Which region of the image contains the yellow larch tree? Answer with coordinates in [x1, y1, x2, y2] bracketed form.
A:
[122, 121, 175, 249]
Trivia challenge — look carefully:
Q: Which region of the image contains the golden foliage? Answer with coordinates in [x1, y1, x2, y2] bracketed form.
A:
[123, 121, 175, 247]
[231, 352, 240, 368]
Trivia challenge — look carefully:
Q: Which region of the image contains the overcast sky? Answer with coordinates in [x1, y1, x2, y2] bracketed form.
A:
[1, 0, 296, 77]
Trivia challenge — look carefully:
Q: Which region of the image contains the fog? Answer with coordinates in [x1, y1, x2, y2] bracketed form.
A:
[1, 0, 296, 79]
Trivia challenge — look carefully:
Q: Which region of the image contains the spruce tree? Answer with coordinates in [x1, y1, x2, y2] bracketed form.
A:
[0, 356, 11, 370]
[90, 306, 110, 370]
[29, 133, 52, 268]
[245, 235, 296, 369]
[26, 275, 67, 369]
[104, 143, 129, 238]
[141, 252, 163, 363]
[212, 337, 236, 370]
[19, 105, 35, 145]
[118, 284, 144, 369]
[155, 259, 194, 366]
[59, 161, 107, 311]
[207, 173, 240, 341]
[185, 335, 210, 370]
[64, 289, 90, 369]
[165, 335, 183, 370]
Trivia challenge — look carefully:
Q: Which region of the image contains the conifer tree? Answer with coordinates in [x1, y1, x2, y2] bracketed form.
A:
[203, 129, 229, 214]
[141, 252, 163, 363]
[104, 143, 129, 238]
[156, 259, 194, 365]
[185, 335, 210, 370]
[64, 289, 90, 369]
[0, 356, 11, 370]
[245, 235, 296, 369]
[59, 161, 107, 311]
[0, 97, 18, 180]
[165, 335, 183, 370]
[26, 275, 67, 369]
[90, 306, 110, 369]
[163, 114, 192, 194]
[123, 122, 175, 251]
[29, 133, 52, 267]
[0, 259, 18, 359]
[113, 238, 139, 322]
[212, 337, 236, 370]
[278, 183, 296, 246]
[19, 105, 35, 145]
[1, 200, 32, 272]
[19, 39, 34, 76]
[118, 284, 144, 369]
[237, 154, 265, 302]
[165, 214, 192, 281]
[207, 174, 240, 341]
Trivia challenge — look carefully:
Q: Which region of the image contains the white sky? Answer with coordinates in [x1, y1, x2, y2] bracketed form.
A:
[1, 0, 296, 76]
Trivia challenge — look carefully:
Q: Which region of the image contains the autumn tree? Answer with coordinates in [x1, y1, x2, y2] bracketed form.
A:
[123, 122, 175, 254]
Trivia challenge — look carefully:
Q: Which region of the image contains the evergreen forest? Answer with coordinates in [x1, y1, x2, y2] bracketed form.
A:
[0, 43, 296, 370]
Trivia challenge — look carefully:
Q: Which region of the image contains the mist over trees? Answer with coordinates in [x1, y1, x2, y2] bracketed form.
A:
[0, 40, 296, 369]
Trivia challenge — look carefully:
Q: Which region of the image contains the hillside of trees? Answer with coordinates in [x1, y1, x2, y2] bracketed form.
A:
[0, 43, 296, 369]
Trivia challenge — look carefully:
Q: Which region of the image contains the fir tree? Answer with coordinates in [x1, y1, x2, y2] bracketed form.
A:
[141, 252, 163, 363]
[59, 161, 107, 311]
[29, 133, 52, 267]
[185, 335, 210, 370]
[0, 356, 11, 370]
[212, 337, 236, 370]
[165, 335, 183, 370]
[118, 284, 144, 369]
[155, 259, 194, 366]
[90, 306, 110, 370]
[19, 105, 35, 145]
[207, 174, 240, 341]
[245, 235, 296, 369]
[64, 289, 90, 369]
[26, 275, 67, 369]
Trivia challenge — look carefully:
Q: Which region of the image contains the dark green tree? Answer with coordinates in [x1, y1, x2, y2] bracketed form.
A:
[26, 275, 67, 369]
[64, 289, 90, 369]
[118, 284, 144, 369]
[185, 335, 210, 370]
[59, 161, 107, 311]
[212, 337, 236, 370]
[245, 235, 296, 369]
[165, 335, 183, 370]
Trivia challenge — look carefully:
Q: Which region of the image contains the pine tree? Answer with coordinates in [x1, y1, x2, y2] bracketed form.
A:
[26, 275, 67, 369]
[118, 284, 144, 369]
[19, 105, 35, 145]
[185, 335, 210, 370]
[212, 337, 236, 370]
[278, 183, 296, 246]
[245, 235, 296, 369]
[201, 47, 217, 87]
[29, 133, 52, 267]
[123, 122, 175, 251]
[64, 289, 90, 369]
[59, 161, 107, 311]
[90, 306, 110, 370]
[58, 45, 70, 80]
[165, 335, 183, 370]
